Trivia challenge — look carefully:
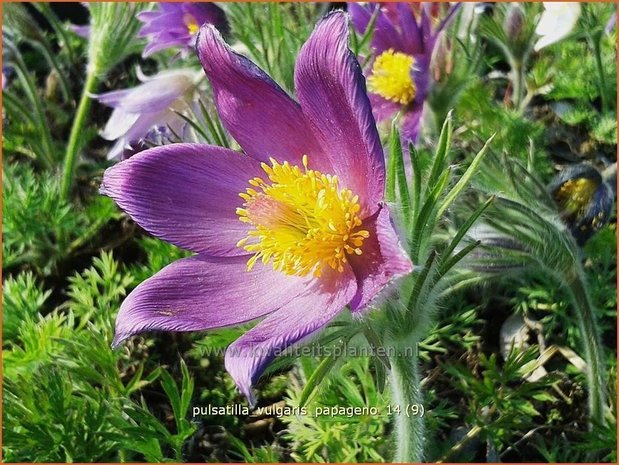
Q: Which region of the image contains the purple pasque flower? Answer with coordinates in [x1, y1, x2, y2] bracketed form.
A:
[349, 2, 459, 143]
[98, 68, 201, 160]
[137, 2, 229, 58]
[101, 12, 412, 404]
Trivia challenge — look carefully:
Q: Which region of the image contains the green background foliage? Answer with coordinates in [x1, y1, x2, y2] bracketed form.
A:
[2, 2, 616, 462]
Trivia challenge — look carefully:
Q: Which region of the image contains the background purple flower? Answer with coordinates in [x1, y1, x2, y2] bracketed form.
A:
[349, 2, 459, 143]
[101, 12, 412, 405]
[2, 66, 12, 90]
[137, 2, 229, 58]
[605, 11, 616, 33]
[70, 24, 91, 38]
[97, 68, 200, 160]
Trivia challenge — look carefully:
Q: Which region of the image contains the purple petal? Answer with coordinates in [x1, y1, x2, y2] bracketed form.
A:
[606, 11, 617, 33]
[419, 5, 434, 53]
[107, 138, 131, 161]
[100, 143, 264, 256]
[395, 3, 424, 55]
[104, 70, 196, 113]
[157, 3, 182, 13]
[196, 24, 332, 174]
[350, 2, 419, 55]
[348, 2, 372, 33]
[103, 108, 179, 157]
[186, 3, 230, 35]
[113, 255, 310, 346]
[95, 89, 133, 108]
[136, 10, 164, 22]
[372, 5, 407, 54]
[411, 54, 431, 105]
[295, 11, 385, 218]
[142, 36, 187, 58]
[138, 11, 186, 37]
[400, 105, 424, 145]
[348, 205, 412, 311]
[100, 109, 141, 141]
[225, 265, 357, 404]
[368, 91, 400, 123]
[70, 24, 90, 38]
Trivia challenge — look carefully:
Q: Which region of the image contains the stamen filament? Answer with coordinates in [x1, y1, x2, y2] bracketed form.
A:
[236, 157, 369, 277]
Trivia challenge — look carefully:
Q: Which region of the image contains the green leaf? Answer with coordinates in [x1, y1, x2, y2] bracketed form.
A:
[409, 142, 423, 222]
[298, 334, 355, 408]
[426, 111, 453, 192]
[440, 196, 495, 267]
[437, 134, 494, 218]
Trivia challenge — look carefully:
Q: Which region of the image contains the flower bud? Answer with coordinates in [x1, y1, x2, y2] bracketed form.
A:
[504, 3, 525, 43]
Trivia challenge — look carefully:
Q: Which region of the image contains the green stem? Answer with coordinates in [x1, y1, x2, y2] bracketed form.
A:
[60, 69, 99, 200]
[388, 342, 425, 462]
[566, 270, 607, 428]
[591, 35, 609, 114]
[509, 58, 526, 111]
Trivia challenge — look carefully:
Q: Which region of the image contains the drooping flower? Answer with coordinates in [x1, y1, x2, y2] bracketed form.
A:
[137, 2, 229, 58]
[348, 2, 459, 143]
[548, 163, 615, 245]
[534, 2, 581, 52]
[97, 68, 201, 160]
[101, 12, 412, 404]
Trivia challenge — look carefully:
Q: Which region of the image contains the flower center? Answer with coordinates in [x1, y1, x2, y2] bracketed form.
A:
[367, 49, 416, 105]
[236, 156, 369, 277]
[555, 177, 598, 216]
[183, 13, 200, 35]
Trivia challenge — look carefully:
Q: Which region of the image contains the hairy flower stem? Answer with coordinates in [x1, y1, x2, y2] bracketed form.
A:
[61, 69, 99, 200]
[566, 270, 607, 428]
[509, 58, 526, 111]
[389, 342, 425, 462]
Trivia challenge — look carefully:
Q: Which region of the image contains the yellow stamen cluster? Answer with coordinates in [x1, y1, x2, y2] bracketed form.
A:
[555, 178, 597, 216]
[236, 156, 369, 277]
[367, 49, 416, 105]
[183, 13, 200, 35]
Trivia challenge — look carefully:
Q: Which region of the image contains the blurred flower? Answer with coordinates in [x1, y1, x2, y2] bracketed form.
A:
[534, 2, 581, 52]
[605, 11, 616, 34]
[70, 24, 91, 38]
[549, 163, 615, 245]
[2, 32, 14, 90]
[349, 2, 459, 143]
[97, 68, 201, 160]
[101, 12, 412, 404]
[137, 2, 229, 57]
[504, 3, 525, 43]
